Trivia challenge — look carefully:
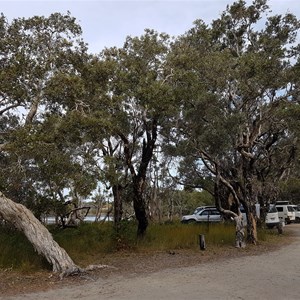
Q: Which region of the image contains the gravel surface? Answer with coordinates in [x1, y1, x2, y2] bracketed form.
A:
[1, 224, 300, 300]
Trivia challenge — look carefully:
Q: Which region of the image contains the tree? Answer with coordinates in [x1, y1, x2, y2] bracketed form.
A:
[0, 192, 80, 276]
[165, 0, 300, 244]
[98, 30, 175, 236]
[0, 13, 89, 274]
[39, 29, 175, 237]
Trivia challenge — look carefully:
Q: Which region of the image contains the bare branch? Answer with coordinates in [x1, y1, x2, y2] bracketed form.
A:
[0, 103, 21, 115]
[25, 98, 39, 125]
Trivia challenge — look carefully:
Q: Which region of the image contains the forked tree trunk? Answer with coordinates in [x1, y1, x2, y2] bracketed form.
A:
[132, 177, 148, 237]
[0, 192, 81, 276]
[120, 117, 158, 237]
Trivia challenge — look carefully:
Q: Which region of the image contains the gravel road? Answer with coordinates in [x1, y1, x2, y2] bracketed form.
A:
[3, 224, 300, 300]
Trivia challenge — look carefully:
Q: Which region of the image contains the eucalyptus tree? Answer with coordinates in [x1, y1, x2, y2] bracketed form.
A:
[166, 0, 300, 244]
[99, 30, 175, 236]
[0, 13, 91, 274]
[44, 50, 130, 230]
[42, 29, 175, 236]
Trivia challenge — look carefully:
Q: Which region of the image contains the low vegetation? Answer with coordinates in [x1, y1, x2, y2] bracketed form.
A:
[0, 221, 283, 272]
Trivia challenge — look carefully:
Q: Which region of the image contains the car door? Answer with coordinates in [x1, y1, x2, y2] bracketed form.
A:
[209, 209, 221, 222]
[197, 209, 210, 222]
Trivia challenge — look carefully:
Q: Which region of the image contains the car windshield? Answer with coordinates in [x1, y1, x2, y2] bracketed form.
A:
[288, 206, 295, 212]
[268, 205, 277, 213]
[193, 208, 201, 214]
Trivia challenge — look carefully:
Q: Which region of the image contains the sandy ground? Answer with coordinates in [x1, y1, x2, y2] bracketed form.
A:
[2, 224, 300, 300]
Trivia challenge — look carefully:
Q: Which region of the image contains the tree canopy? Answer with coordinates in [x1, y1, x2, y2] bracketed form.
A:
[163, 0, 300, 243]
[1, 0, 300, 247]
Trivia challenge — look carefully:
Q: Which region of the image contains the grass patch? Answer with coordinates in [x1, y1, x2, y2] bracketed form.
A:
[0, 226, 50, 272]
[137, 222, 236, 250]
[50, 222, 115, 263]
[0, 221, 285, 271]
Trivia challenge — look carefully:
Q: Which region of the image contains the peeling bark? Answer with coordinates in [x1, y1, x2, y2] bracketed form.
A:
[0, 192, 81, 276]
[246, 211, 257, 245]
[234, 215, 246, 248]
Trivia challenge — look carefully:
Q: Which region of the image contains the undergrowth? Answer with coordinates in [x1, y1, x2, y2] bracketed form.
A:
[0, 221, 282, 272]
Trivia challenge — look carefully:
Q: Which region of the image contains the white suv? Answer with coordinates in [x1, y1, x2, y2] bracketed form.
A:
[291, 205, 300, 223]
[181, 207, 222, 223]
[265, 205, 280, 228]
[275, 204, 296, 224]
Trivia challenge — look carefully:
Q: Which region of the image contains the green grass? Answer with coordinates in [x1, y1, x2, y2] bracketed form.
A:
[0, 221, 283, 271]
[0, 226, 50, 272]
[137, 222, 236, 250]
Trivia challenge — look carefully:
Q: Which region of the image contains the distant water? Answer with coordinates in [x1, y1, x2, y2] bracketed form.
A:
[43, 215, 113, 224]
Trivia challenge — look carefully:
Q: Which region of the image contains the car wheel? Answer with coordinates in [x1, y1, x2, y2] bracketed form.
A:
[187, 219, 196, 224]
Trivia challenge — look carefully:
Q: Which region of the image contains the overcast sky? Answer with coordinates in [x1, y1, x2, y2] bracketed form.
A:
[1, 0, 300, 53]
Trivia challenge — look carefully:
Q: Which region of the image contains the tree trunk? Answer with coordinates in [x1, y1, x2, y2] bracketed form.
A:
[112, 184, 123, 231]
[120, 117, 158, 237]
[246, 210, 257, 244]
[234, 214, 246, 248]
[0, 192, 81, 276]
[132, 178, 148, 237]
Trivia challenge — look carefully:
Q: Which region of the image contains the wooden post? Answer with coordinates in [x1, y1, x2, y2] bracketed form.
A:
[199, 234, 206, 250]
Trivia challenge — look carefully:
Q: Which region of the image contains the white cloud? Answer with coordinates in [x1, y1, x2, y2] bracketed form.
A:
[1, 0, 299, 53]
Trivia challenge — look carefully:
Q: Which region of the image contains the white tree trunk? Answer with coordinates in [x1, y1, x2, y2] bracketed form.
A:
[0, 192, 81, 276]
[234, 214, 246, 248]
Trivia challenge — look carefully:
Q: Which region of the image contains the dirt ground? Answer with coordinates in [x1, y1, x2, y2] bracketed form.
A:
[0, 225, 299, 300]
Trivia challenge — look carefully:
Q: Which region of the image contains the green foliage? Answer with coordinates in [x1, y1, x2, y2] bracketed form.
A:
[179, 190, 214, 214]
[0, 13, 96, 215]
[109, 219, 139, 251]
[1, 1, 300, 245]
[279, 178, 300, 204]
[164, 0, 300, 245]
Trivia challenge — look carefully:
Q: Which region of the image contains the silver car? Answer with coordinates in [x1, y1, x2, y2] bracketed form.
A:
[181, 207, 222, 224]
